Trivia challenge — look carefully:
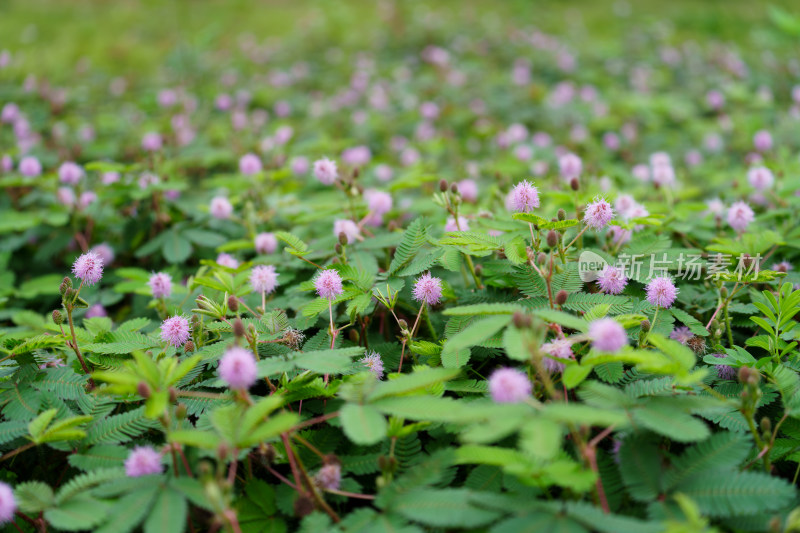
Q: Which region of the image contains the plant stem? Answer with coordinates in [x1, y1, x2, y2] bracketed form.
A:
[65, 307, 94, 388]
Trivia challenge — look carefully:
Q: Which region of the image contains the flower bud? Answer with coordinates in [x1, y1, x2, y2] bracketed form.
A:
[184, 340, 195, 353]
[348, 329, 359, 343]
[261, 443, 277, 464]
[720, 286, 728, 299]
[293, 495, 314, 518]
[512, 311, 531, 329]
[175, 403, 187, 420]
[233, 318, 246, 338]
[546, 230, 558, 248]
[474, 264, 483, 276]
[137, 381, 151, 399]
[570, 178, 579, 191]
[59, 277, 72, 295]
[335, 243, 343, 255]
[169, 387, 178, 403]
[52, 310, 63, 325]
[640, 319, 651, 332]
[338, 232, 348, 246]
[450, 183, 459, 195]
[398, 319, 408, 330]
[555, 290, 568, 306]
[227, 295, 239, 312]
[537, 252, 547, 265]
[557, 209, 566, 221]
[439, 179, 448, 192]
[760, 416, 772, 434]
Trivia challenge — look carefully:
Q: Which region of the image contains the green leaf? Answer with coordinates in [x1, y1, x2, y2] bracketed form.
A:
[15, 481, 55, 514]
[162, 231, 192, 264]
[679, 470, 796, 517]
[665, 432, 751, 489]
[96, 486, 159, 533]
[619, 435, 663, 502]
[340, 404, 387, 445]
[388, 218, 429, 274]
[532, 309, 588, 332]
[632, 399, 710, 443]
[441, 315, 510, 361]
[391, 488, 501, 528]
[45, 495, 111, 531]
[367, 368, 461, 401]
[144, 488, 187, 533]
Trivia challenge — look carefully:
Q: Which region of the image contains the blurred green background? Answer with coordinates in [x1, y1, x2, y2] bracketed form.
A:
[1, 0, 798, 80]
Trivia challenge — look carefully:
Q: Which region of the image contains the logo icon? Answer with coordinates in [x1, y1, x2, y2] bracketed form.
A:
[578, 251, 608, 282]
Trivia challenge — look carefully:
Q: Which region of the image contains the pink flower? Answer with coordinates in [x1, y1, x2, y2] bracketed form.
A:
[333, 219, 361, 243]
[313, 158, 338, 185]
[148, 272, 172, 298]
[102, 171, 120, 185]
[727, 201, 754, 232]
[210, 196, 233, 219]
[58, 162, 83, 185]
[315, 269, 344, 300]
[444, 216, 469, 232]
[712, 353, 736, 380]
[138, 173, 159, 189]
[559, 153, 582, 180]
[250, 265, 279, 294]
[706, 198, 725, 218]
[274, 125, 294, 145]
[0, 482, 16, 524]
[632, 164, 650, 182]
[457, 179, 478, 203]
[669, 326, 693, 344]
[160, 315, 190, 347]
[606, 226, 632, 246]
[79, 191, 97, 209]
[254, 232, 278, 254]
[315, 463, 342, 490]
[747, 166, 774, 190]
[239, 153, 262, 175]
[596, 265, 628, 295]
[413, 273, 443, 306]
[753, 130, 772, 152]
[360, 351, 384, 379]
[488, 367, 531, 403]
[364, 189, 392, 215]
[706, 90, 725, 110]
[90, 243, 115, 265]
[57, 187, 76, 207]
[772, 261, 793, 273]
[291, 156, 309, 175]
[125, 446, 163, 477]
[651, 164, 675, 187]
[584, 197, 614, 229]
[375, 164, 393, 182]
[542, 339, 573, 373]
[219, 346, 258, 390]
[650, 152, 671, 167]
[85, 304, 107, 318]
[141, 132, 163, 151]
[72, 251, 104, 285]
[216, 253, 239, 269]
[646, 276, 678, 308]
[18, 156, 41, 177]
[341, 145, 371, 167]
[589, 318, 627, 353]
[0, 103, 18, 123]
[1, 154, 12, 172]
[507, 180, 540, 213]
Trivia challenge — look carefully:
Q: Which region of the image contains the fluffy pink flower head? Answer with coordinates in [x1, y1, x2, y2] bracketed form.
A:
[250, 265, 279, 294]
[239, 153, 262, 175]
[753, 130, 772, 152]
[360, 351, 385, 380]
[364, 189, 393, 215]
[18, 155, 41, 177]
[772, 261, 793, 273]
[444, 216, 469, 232]
[589, 318, 627, 353]
[90, 243, 115, 266]
[141, 132, 163, 151]
[72, 251, 104, 285]
[58, 162, 83, 185]
[315, 269, 344, 300]
[651, 164, 675, 187]
[413, 272, 443, 306]
[0, 482, 16, 524]
[584, 197, 614, 229]
[559, 153, 582, 180]
[542, 339, 573, 373]
[375, 164, 393, 182]
[747, 166, 774, 190]
[646, 276, 679, 308]
[342, 145, 371, 167]
[713, 353, 736, 380]
[706, 198, 725, 217]
[1, 154, 11, 173]
[79, 191, 97, 210]
[596, 265, 628, 295]
[291, 156, 309, 175]
[125, 446, 163, 477]
[669, 326, 693, 345]
[254, 232, 278, 254]
[216, 253, 239, 269]
[148, 272, 172, 299]
[457, 179, 478, 203]
[706, 89, 725, 110]
[313, 157, 338, 185]
[727, 201, 754, 232]
[57, 187, 76, 207]
[160, 315, 190, 347]
[85, 304, 107, 318]
[632, 164, 650, 182]
[219, 346, 258, 390]
[333, 219, 361, 244]
[488, 367, 532, 404]
[315, 463, 342, 490]
[508, 180, 540, 213]
[0, 103, 18, 123]
[210, 196, 233, 219]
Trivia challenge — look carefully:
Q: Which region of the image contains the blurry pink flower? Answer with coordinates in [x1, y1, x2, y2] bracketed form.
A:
[57, 187, 76, 207]
[1, 155, 11, 172]
[400, 147, 420, 167]
[239, 153, 262, 175]
[670, 326, 693, 344]
[364, 189, 392, 215]
[727, 201, 754, 232]
[274, 100, 291, 117]
[342, 145, 371, 167]
[315, 269, 343, 300]
[210, 196, 233, 219]
[559, 153, 582, 180]
[291, 156, 309, 175]
[250, 265, 279, 294]
[646, 277, 678, 308]
[542, 339, 573, 373]
[488, 368, 531, 403]
[78, 191, 97, 209]
[313, 158, 338, 185]
[514, 145, 533, 161]
[747, 166, 774, 190]
[374, 164, 393, 182]
[254, 232, 278, 254]
[90, 243, 115, 265]
[0, 483, 16, 524]
[58, 162, 83, 185]
[334, 219, 361, 243]
[102, 171, 120, 185]
[141, 132, 163, 152]
[315, 463, 342, 490]
[651, 164, 675, 187]
[753, 130, 772, 152]
[589, 318, 627, 353]
[413, 273, 443, 306]
[158, 89, 177, 107]
[85, 304, 107, 318]
[444, 216, 469, 232]
[632, 164, 650, 182]
[148, 272, 172, 299]
[19, 156, 42, 177]
[1, 103, 18, 123]
[706, 90, 725, 110]
[125, 446, 163, 477]
[216, 253, 239, 269]
[457, 179, 478, 203]
[603, 132, 620, 151]
[219, 346, 258, 390]
[274, 125, 294, 145]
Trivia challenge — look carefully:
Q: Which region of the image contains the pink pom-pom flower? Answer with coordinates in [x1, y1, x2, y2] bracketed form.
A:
[125, 446, 163, 477]
[333, 219, 361, 244]
[747, 166, 774, 191]
[315, 463, 342, 490]
[413, 273, 443, 306]
[18, 156, 41, 177]
[250, 265, 279, 294]
[313, 158, 338, 185]
[584, 197, 614, 229]
[646, 276, 679, 308]
[508, 180, 540, 213]
[589, 318, 627, 353]
[72, 252, 104, 286]
[219, 346, 258, 390]
[239, 153, 262, 175]
[216, 253, 239, 269]
[315, 269, 344, 300]
[210, 196, 233, 219]
[141, 132, 163, 152]
[596, 265, 628, 295]
[58, 162, 84, 185]
[542, 339, 573, 373]
[148, 272, 172, 299]
[488, 367, 532, 403]
[0, 482, 16, 524]
[160, 315, 190, 347]
[727, 201, 754, 232]
[559, 153, 582, 180]
[254, 232, 278, 254]
[360, 351, 385, 380]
